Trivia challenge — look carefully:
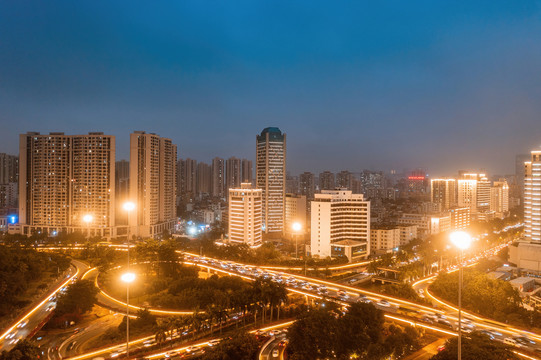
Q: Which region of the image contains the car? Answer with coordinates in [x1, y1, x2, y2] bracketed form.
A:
[479, 330, 495, 340]
[45, 305, 55, 312]
[164, 350, 179, 358]
[348, 278, 358, 284]
[16, 320, 28, 329]
[514, 336, 535, 346]
[437, 345, 446, 352]
[377, 300, 391, 307]
[185, 346, 198, 353]
[503, 338, 520, 348]
[208, 339, 220, 346]
[278, 340, 288, 347]
[272, 349, 280, 358]
[437, 319, 453, 330]
[143, 339, 156, 347]
[269, 330, 282, 336]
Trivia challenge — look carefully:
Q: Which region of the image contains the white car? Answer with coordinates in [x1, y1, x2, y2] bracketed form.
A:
[208, 339, 221, 346]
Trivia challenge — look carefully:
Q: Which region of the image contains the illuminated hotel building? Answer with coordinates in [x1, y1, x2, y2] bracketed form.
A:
[18, 132, 115, 237]
[228, 183, 262, 247]
[129, 131, 177, 238]
[430, 179, 456, 210]
[256, 127, 286, 236]
[310, 189, 370, 261]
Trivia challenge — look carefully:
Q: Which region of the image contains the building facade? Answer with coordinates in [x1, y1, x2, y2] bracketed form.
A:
[228, 183, 262, 247]
[284, 193, 306, 239]
[491, 180, 509, 219]
[129, 131, 177, 238]
[256, 127, 286, 235]
[431, 179, 456, 210]
[18, 132, 116, 237]
[310, 189, 370, 260]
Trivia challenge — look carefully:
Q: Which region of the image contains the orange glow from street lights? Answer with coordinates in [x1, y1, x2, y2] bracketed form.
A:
[121, 272, 136, 283]
[123, 202, 136, 212]
[292, 222, 302, 232]
[83, 214, 93, 223]
[450, 231, 472, 250]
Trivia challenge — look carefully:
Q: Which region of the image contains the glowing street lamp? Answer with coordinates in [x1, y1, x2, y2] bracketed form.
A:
[121, 272, 136, 358]
[449, 231, 472, 360]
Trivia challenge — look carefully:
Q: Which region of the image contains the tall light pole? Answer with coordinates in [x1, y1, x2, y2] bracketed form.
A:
[450, 231, 472, 360]
[83, 214, 93, 238]
[121, 272, 135, 358]
[292, 222, 302, 260]
[123, 202, 136, 242]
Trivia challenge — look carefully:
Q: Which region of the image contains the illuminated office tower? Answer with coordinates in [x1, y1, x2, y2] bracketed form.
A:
[458, 173, 490, 217]
[490, 180, 509, 219]
[256, 127, 286, 235]
[311, 189, 370, 261]
[129, 131, 177, 238]
[524, 150, 541, 243]
[228, 183, 262, 247]
[19, 132, 115, 237]
[430, 179, 456, 210]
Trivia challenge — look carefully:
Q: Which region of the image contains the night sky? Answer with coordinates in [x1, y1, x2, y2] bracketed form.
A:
[1, 1, 541, 176]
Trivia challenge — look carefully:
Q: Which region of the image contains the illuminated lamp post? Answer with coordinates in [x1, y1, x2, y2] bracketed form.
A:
[121, 272, 136, 358]
[450, 231, 472, 360]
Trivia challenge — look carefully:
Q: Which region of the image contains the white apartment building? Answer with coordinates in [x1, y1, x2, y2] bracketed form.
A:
[129, 131, 177, 238]
[491, 180, 509, 219]
[310, 189, 370, 260]
[458, 173, 490, 219]
[524, 150, 541, 243]
[256, 127, 286, 236]
[18, 132, 116, 237]
[228, 183, 262, 247]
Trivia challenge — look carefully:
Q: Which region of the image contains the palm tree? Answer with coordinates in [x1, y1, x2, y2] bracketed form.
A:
[154, 324, 167, 346]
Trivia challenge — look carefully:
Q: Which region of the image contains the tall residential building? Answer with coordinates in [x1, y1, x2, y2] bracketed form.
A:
[310, 189, 370, 261]
[431, 179, 457, 210]
[226, 157, 242, 192]
[299, 172, 315, 200]
[129, 131, 177, 238]
[0, 183, 17, 210]
[19, 132, 115, 237]
[0, 153, 18, 184]
[196, 162, 211, 195]
[179, 158, 198, 198]
[491, 180, 509, 219]
[228, 183, 262, 247]
[319, 171, 335, 191]
[336, 170, 353, 190]
[211, 157, 225, 198]
[284, 193, 306, 239]
[115, 160, 130, 225]
[241, 159, 253, 184]
[285, 173, 298, 194]
[256, 127, 286, 235]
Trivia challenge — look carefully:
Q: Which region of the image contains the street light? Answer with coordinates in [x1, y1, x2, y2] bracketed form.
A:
[450, 231, 472, 360]
[123, 201, 136, 241]
[292, 222, 302, 260]
[121, 272, 136, 358]
[83, 214, 93, 238]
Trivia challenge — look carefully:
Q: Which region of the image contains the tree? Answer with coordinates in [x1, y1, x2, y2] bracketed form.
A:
[0, 340, 41, 360]
[54, 279, 98, 323]
[431, 332, 518, 360]
[201, 331, 260, 360]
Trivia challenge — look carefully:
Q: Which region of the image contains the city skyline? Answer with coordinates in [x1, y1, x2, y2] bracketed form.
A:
[2, 2, 541, 175]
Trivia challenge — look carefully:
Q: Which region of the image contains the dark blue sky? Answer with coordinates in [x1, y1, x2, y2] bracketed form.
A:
[1, 1, 541, 176]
